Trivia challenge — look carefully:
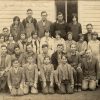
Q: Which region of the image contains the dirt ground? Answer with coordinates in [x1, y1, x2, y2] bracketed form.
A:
[0, 88, 100, 100]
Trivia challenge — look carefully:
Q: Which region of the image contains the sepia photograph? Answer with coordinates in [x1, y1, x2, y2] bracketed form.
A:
[0, 0, 100, 100]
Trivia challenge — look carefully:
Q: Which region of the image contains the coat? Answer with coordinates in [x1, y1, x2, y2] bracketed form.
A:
[40, 63, 54, 83]
[0, 54, 11, 71]
[55, 63, 74, 85]
[38, 20, 52, 38]
[81, 57, 99, 80]
[51, 51, 65, 70]
[7, 67, 25, 88]
[23, 63, 38, 85]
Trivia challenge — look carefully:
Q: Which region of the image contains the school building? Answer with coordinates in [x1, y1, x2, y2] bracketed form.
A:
[0, 0, 100, 36]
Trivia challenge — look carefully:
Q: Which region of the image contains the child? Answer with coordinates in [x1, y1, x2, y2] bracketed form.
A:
[0, 45, 11, 92]
[10, 16, 24, 41]
[88, 32, 100, 62]
[2, 27, 9, 42]
[55, 55, 74, 94]
[23, 55, 38, 94]
[66, 32, 76, 53]
[67, 44, 83, 92]
[40, 30, 54, 54]
[53, 31, 66, 53]
[81, 50, 99, 91]
[77, 34, 87, 57]
[0, 34, 7, 54]
[40, 56, 54, 94]
[7, 59, 24, 96]
[6, 34, 16, 55]
[27, 31, 40, 54]
[17, 33, 27, 53]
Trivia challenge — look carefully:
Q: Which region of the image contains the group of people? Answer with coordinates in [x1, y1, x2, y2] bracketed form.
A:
[0, 9, 100, 96]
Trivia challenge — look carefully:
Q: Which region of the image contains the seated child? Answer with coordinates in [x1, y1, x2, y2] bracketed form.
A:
[55, 55, 74, 94]
[40, 56, 54, 94]
[23, 55, 38, 94]
[7, 59, 24, 96]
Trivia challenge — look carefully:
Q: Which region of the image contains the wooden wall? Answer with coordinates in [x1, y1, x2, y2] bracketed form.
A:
[0, 0, 56, 32]
[78, 1, 100, 36]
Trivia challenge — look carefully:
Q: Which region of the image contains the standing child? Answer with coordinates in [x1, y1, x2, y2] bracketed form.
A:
[7, 59, 24, 96]
[40, 56, 54, 94]
[55, 55, 74, 94]
[23, 55, 38, 94]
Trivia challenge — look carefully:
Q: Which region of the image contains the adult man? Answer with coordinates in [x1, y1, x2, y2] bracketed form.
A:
[81, 50, 99, 91]
[38, 11, 52, 38]
[84, 24, 93, 42]
[22, 9, 38, 38]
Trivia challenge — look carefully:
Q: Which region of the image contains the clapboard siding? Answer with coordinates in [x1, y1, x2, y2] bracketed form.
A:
[0, 0, 56, 32]
[78, 1, 100, 37]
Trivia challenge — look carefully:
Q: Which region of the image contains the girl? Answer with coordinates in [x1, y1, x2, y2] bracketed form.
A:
[6, 34, 16, 55]
[10, 16, 24, 41]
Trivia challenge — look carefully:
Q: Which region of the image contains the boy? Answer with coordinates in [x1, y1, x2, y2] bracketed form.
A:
[7, 59, 24, 96]
[0, 45, 11, 91]
[55, 55, 74, 94]
[38, 11, 52, 38]
[40, 56, 54, 94]
[40, 30, 54, 54]
[23, 55, 38, 94]
[17, 33, 27, 53]
[66, 32, 76, 53]
[0, 34, 7, 54]
[77, 34, 87, 57]
[22, 9, 38, 38]
[53, 31, 66, 53]
[88, 32, 100, 62]
[67, 44, 83, 92]
[81, 50, 99, 91]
